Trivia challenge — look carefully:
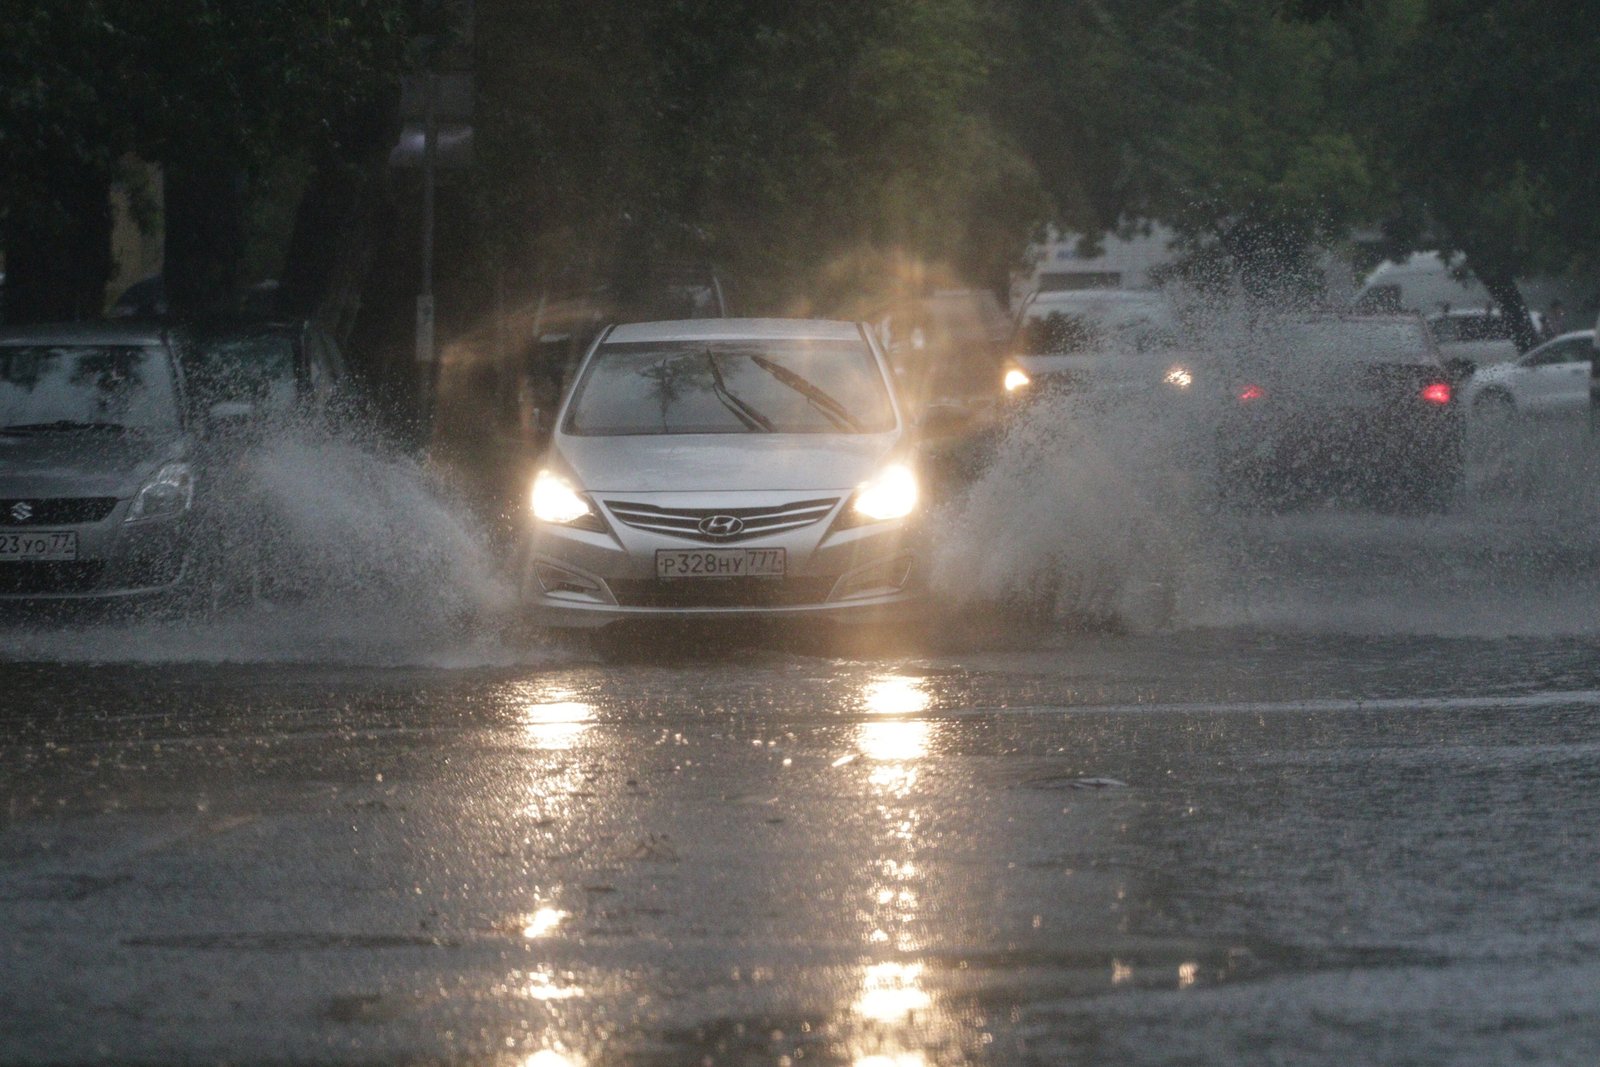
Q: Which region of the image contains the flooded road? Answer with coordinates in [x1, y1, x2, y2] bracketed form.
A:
[4, 630, 1600, 1065]
[5, 419, 1600, 1064]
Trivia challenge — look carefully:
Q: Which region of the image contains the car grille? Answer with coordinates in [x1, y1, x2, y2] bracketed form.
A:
[0, 497, 118, 526]
[602, 497, 840, 544]
[609, 576, 837, 608]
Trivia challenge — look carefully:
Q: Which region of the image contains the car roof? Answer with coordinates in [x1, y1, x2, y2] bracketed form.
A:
[0, 321, 171, 346]
[604, 318, 863, 343]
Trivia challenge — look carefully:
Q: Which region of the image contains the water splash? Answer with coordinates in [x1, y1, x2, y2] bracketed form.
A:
[0, 422, 553, 667]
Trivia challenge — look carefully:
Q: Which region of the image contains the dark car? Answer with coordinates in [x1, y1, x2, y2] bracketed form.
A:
[0, 323, 199, 602]
[180, 319, 351, 425]
[1215, 313, 1463, 511]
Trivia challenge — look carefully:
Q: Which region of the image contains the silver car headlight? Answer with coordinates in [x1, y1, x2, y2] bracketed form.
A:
[531, 469, 605, 531]
[843, 463, 919, 526]
[125, 462, 194, 523]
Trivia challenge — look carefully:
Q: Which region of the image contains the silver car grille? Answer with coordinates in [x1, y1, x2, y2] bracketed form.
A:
[602, 497, 840, 543]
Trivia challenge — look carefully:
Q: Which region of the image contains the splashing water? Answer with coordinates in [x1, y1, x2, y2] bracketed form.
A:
[929, 291, 1600, 640]
[0, 422, 554, 667]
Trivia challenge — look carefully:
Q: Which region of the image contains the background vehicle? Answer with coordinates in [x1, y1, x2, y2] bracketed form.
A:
[1463, 329, 1596, 419]
[1214, 314, 1463, 511]
[1007, 288, 1197, 400]
[1426, 307, 1543, 374]
[181, 319, 352, 425]
[521, 318, 921, 636]
[0, 323, 197, 602]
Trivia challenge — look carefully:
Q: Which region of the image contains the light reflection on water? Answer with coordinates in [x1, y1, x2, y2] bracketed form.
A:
[848, 674, 948, 1064]
[521, 905, 568, 940]
[516, 689, 595, 752]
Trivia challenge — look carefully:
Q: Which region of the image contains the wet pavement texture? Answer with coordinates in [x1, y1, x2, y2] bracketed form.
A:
[4, 630, 1600, 1065]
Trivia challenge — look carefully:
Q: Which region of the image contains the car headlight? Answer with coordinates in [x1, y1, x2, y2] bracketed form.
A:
[1003, 367, 1031, 392]
[531, 469, 604, 530]
[125, 462, 194, 523]
[1164, 365, 1193, 390]
[848, 463, 919, 524]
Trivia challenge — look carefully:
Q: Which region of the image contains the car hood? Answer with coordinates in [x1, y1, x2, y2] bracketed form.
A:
[554, 433, 902, 493]
[0, 432, 186, 499]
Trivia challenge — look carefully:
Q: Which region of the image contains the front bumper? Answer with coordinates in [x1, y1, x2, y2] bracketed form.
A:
[0, 506, 193, 601]
[520, 496, 922, 630]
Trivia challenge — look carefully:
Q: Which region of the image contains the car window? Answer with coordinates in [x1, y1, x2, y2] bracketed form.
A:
[1526, 338, 1588, 367]
[187, 333, 301, 414]
[565, 338, 895, 436]
[0, 344, 181, 431]
[1017, 298, 1177, 356]
[1282, 319, 1435, 365]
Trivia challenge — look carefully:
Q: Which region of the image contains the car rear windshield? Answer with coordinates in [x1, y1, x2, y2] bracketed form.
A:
[1017, 297, 1177, 356]
[1283, 320, 1436, 364]
[0, 345, 181, 432]
[564, 338, 896, 436]
[188, 332, 300, 414]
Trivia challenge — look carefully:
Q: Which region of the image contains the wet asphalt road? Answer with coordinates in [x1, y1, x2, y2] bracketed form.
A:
[4, 624, 1600, 1066]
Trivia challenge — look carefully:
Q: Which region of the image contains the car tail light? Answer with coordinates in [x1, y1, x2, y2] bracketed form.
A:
[1237, 384, 1265, 402]
[1420, 382, 1452, 405]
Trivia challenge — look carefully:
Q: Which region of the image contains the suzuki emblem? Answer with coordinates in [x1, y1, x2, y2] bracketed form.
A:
[9, 501, 32, 523]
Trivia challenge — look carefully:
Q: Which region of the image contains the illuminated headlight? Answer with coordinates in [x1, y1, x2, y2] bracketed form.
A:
[531, 469, 603, 530]
[850, 463, 919, 523]
[125, 462, 193, 523]
[1164, 365, 1193, 390]
[1003, 367, 1031, 392]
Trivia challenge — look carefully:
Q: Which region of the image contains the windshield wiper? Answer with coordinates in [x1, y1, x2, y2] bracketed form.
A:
[748, 355, 863, 432]
[1, 420, 130, 434]
[705, 350, 773, 432]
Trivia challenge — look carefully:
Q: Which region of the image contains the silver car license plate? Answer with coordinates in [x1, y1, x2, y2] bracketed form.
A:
[656, 548, 786, 579]
[0, 530, 78, 561]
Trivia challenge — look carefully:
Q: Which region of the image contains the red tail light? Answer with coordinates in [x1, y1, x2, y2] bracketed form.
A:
[1420, 382, 1452, 405]
[1238, 384, 1265, 402]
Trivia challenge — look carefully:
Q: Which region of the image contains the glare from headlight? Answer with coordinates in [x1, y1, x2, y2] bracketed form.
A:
[531, 470, 594, 525]
[1003, 368, 1031, 392]
[1164, 365, 1193, 390]
[852, 463, 919, 522]
[125, 462, 194, 523]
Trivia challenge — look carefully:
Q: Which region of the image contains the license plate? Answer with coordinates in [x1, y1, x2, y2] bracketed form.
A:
[0, 530, 78, 562]
[656, 548, 786, 579]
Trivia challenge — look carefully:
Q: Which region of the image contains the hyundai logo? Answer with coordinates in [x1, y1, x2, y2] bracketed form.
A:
[697, 514, 745, 538]
[9, 501, 32, 523]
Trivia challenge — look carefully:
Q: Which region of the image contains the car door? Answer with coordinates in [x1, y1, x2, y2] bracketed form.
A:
[1518, 336, 1591, 413]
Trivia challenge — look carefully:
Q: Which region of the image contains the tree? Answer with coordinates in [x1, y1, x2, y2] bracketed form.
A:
[1375, 0, 1600, 348]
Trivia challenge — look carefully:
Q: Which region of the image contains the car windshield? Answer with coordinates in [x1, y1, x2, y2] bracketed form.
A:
[0, 344, 180, 432]
[1017, 297, 1177, 355]
[1281, 320, 1434, 365]
[564, 338, 896, 436]
[187, 332, 300, 414]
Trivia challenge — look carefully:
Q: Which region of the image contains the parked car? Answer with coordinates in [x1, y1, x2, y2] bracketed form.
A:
[1463, 330, 1596, 419]
[1007, 288, 1198, 401]
[1214, 314, 1464, 511]
[0, 323, 199, 602]
[519, 318, 921, 637]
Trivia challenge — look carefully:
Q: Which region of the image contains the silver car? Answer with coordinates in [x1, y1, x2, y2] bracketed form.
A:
[520, 318, 922, 630]
[0, 323, 196, 602]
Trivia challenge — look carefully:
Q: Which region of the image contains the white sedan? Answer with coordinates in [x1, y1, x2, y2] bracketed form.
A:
[519, 318, 922, 634]
[1462, 330, 1595, 418]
